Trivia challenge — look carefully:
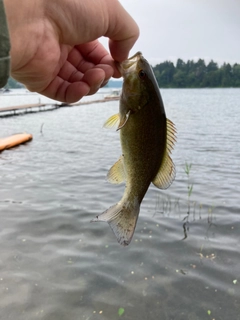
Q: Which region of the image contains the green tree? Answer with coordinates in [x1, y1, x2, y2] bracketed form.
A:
[232, 64, 240, 86]
[195, 59, 206, 87]
[207, 60, 218, 73]
[152, 58, 240, 88]
[173, 70, 186, 88]
[154, 61, 175, 87]
[221, 63, 233, 87]
[4, 77, 24, 89]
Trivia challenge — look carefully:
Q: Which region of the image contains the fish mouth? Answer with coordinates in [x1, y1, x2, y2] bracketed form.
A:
[118, 52, 143, 76]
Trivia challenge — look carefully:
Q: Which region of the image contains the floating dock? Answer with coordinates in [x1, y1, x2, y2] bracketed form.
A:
[0, 103, 58, 117]
[0, 97, 119, 118]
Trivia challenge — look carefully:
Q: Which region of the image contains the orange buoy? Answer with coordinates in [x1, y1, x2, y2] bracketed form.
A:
[0, 133, 33, 152]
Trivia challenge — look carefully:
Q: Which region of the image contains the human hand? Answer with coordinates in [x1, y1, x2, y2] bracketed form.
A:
[3, 0, 139, 103]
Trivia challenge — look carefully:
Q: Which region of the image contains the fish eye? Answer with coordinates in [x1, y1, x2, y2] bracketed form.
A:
[138, 69, 146, 79]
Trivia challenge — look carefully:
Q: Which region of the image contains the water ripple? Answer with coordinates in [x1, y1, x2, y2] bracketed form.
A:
[0, 89, 240, 319]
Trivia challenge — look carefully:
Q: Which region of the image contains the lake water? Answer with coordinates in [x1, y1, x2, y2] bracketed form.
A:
[0, 88, 240, 320]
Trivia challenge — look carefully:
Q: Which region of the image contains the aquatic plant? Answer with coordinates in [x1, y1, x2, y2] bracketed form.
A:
[118, 308, 125, 316]
[40, 123, 44, 135]
[184, 162, 193, 214]
[182, 162, 193, 239]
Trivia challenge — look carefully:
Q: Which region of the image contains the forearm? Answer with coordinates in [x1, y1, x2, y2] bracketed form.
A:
[3, 0, 48, 72]
[0, 0, 10, 87]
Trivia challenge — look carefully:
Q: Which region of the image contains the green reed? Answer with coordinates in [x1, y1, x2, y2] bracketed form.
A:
[184, 162, 193, 214]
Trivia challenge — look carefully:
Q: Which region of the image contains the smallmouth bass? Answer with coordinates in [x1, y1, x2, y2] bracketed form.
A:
[92, 52, 176, 246]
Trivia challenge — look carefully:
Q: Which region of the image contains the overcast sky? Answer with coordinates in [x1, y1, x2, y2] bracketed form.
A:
[101, 0, 240, 66]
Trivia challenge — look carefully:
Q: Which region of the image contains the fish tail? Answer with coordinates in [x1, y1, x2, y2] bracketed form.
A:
[92, 200, 140, 246]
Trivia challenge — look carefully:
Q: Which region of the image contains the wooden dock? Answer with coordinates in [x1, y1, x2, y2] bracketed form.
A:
[0, 103, 59, 117]
[0, 97, 119, 117]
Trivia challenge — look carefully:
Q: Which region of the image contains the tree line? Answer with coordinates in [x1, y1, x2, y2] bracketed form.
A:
[3, 58, 240, 89]
[3, 77, 24, 89]
[153, 59, 240, 88]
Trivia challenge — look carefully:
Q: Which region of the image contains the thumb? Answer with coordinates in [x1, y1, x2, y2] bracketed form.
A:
[104, 0, 139, 62]
[49, 0, 139, 62]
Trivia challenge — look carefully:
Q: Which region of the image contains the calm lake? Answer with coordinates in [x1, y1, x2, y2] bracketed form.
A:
[0, 88, 240, 320]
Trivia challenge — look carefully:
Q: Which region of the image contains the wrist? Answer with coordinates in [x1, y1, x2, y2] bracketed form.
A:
[3, 0, 46, 71]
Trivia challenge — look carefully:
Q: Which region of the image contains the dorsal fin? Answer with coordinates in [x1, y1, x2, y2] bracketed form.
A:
[166, 119, 177, 153]
[152, 119, 177, 189]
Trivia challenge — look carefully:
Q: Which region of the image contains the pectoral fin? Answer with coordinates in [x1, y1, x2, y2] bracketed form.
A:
[107, 156, 125, 184]
[103, 110, 131, 131]
[152, 119, 177, 189]
[117, 110, 131, 131]
[103, 113, 120, 129]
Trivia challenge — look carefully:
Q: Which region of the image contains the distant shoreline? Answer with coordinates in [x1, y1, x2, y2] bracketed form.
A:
[152, 58, 240, 88]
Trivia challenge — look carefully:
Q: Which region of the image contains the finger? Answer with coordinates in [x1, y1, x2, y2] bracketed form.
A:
[58, 60, 84, 82]
[40, 67, 108, 103]
[58, 54, 114, 86]
[82, 68, 105, 96]
[40, 76, 90, 103]
[103, 0, 140, 62]
[74, 41, 121, 77]
[67, 47, 95, 73]
[93, 64, 114, 83]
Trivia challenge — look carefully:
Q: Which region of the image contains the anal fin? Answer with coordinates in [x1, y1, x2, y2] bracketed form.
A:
[107, 156, 125, 184]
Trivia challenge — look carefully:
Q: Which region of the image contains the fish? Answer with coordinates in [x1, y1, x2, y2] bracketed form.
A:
[92, 52, 176, 246]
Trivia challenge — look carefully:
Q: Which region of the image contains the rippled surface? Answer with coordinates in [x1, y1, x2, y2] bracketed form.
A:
[0, 89, 240, 320]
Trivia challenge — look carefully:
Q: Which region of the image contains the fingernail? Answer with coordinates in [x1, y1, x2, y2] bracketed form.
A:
[100, 80, 109, 88]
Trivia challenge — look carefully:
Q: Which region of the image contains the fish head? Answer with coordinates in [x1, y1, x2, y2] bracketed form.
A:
[119, 52, 161, 115]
